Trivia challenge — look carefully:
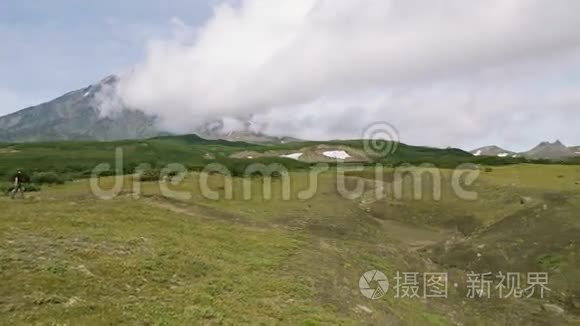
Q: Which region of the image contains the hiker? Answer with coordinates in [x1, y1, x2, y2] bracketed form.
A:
[10, 170, 25, 199]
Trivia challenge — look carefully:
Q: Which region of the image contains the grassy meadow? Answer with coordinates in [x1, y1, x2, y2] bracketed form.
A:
[0, 161, 579, 324]
[0, 134, 565, 183]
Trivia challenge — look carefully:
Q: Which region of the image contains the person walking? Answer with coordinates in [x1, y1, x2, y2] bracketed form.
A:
[10, 170, 25, 199]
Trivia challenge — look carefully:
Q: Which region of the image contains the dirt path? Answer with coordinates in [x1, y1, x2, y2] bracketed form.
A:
[141, 196, 276, 230]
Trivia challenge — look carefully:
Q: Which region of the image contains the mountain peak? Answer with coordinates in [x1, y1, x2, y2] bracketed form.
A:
[470, 145, 515, 157]
[100, 75, 120, 86]
[0, 74, 293, 144]
[535, 140, 567, 148]
[523, 140, 573, 159]
[0, 75, 159, 142]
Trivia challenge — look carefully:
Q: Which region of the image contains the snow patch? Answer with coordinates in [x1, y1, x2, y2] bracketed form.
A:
[281, 153, 303, 160]
[473, 150, 482, 156]
[83, 91, 91, 97]
[323, 150, 351, 160]
[497, 153, 509, 157]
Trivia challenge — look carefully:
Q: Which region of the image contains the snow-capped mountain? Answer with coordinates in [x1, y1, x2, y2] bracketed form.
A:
[470, 145, 517, 158]
[569, 145, 580, 155]
[0, 75, 295, 144]
[0, 75, 160, 142]
[471, 141, 580, 160]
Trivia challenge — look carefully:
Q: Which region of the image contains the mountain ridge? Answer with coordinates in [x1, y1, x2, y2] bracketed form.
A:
[2, 76, 579, 159]
[0, 75, 298, 144]
[470, 145, 516, 158]
[471, 140, 580, 160]
[0, 75, 160, 142]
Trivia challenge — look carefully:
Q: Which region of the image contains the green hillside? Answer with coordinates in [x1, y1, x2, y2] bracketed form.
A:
[1, 134, 568, 183]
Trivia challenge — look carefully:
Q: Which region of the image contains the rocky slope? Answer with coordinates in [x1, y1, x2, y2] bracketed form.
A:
[471, 141, 580, 160]
[0, 75, 297, 144]
[470, 145, 516, 158]
[0, 76, 160, 142]
[522, 140, 576, 159]
[569, 145, 580, 155]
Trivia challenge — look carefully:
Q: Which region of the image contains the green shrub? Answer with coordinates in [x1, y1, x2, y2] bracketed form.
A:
[484, 167, 493, 172]
[222, 158, 307, 178]
[0, 182, 11, 193]
[25, 184, 42, 192]
[137, 168, 161, 182]
[536, 254, 562, 271]
[230, 162, 249, 178]
[31, 172, 65, 185]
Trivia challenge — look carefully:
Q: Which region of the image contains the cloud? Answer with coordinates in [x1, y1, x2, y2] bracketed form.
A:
[116, 0, 580, 149]
[252, 67, 580, 151]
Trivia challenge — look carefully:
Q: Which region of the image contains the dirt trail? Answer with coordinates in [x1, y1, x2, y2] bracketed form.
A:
[141, 196, 275, 230]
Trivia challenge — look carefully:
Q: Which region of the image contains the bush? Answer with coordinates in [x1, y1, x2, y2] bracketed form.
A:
[484, 167, 493, 172]
[0, 182, 41, 194]
[137, 168, 161, 182]
[229, 162, 249, 178]
[0, 183, 11, 193]
[23, 184, 41, 192]
[228, 162, 286, 178]
[31, 172, 65, 185]
[221, 158, 305, 178]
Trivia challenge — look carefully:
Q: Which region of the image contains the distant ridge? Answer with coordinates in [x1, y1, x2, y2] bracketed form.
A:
[470, 145, 517, 158]
[522, 140, 576, 159]
[471, 141, 579, 160]
[569, 145, 580, 155]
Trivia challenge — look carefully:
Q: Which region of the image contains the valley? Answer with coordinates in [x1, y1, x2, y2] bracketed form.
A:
[1, 161, 579, 324]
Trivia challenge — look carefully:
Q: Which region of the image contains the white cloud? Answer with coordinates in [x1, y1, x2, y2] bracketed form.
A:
[116, 0, 580, 149]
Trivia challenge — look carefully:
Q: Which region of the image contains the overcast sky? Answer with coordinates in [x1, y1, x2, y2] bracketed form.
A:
[1, 0, 580, 151]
